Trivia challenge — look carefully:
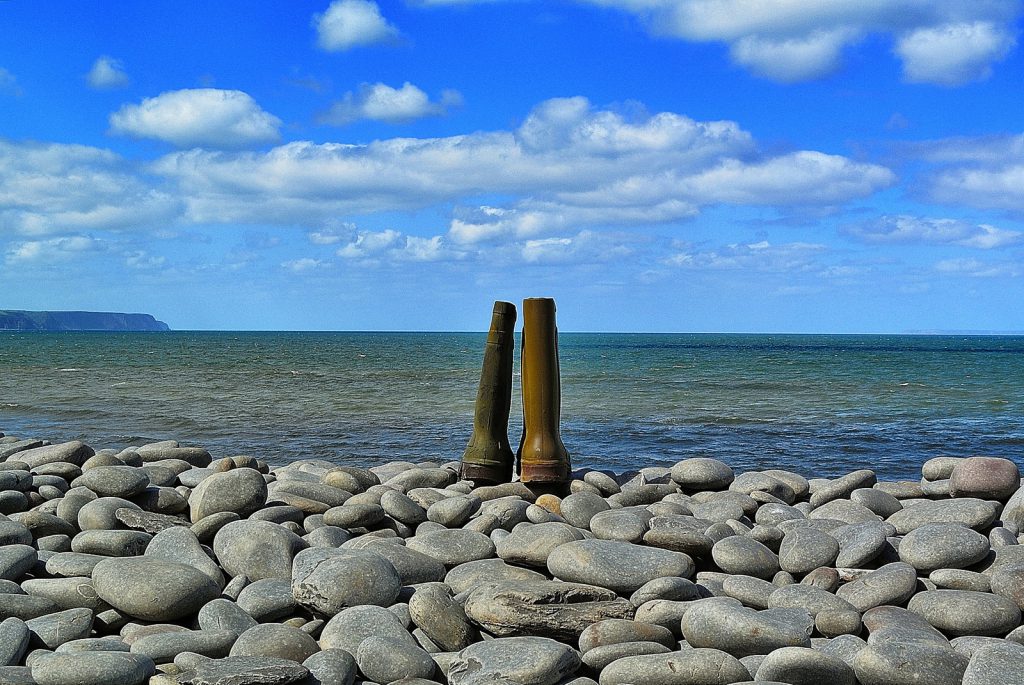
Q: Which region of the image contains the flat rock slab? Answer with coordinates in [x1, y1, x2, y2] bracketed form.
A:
[176, 655, 309, 685]
[464, 580, 634, 641]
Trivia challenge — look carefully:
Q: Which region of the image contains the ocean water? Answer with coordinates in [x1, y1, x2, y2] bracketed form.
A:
[1, 332, 1023, 480]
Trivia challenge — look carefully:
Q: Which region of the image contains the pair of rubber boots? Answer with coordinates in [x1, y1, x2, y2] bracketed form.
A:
[459, 298, 570, 487]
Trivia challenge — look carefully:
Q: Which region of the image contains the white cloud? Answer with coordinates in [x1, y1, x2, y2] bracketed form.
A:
[667, 240, 828, 272]
[935, 257, 1021, 278]
[109, 89, 282, 148]
[896, 21, 1016, 85]
[282, 257, 328, 272]
[314, 0, 399, 51]
[5, 235, 103, 265]
[336, 229, 402, 258]
[846, 215, 1023, 248]
[152, 97, 891, 229]
[124, 251, 166, 269]
[308, 223, 356, 244]
[911, 133, 1024, 212]
[321, 82, 461, 125]
[86, 56, 130, 89]
[578, 0, 1021, 84]
[0, 139, 181, 236]
[0, 67, 21, 96]
[335, 229, 462, 262]
[520, 230, 632, 264]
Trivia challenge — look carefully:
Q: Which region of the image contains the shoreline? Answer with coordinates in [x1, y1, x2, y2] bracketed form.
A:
[1, 430, 1023, 684]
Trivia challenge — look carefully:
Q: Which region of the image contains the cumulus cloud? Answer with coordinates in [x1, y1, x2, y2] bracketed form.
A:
[282, 257, 328, 272]
[845, 215, 1023, 248]
[896, 21, 1016, 85]
[336, 229, 462, 262]
[5, 235, 104, 265]
[314, 0, 399, 51]
[909, 133, 1024, 212]
[667, 239, 828, 272]
[152, 96, 892, 230]
[0, 139, 181, 236]
[86, 56, 130, 89]
[578, 0, 1021, 84]
[935, 257, 1021, 278]
[109, 89, 282, 148]
[320, 82, 462, 125]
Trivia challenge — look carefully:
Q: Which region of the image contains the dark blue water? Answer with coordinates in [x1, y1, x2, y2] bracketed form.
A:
[1, 332, 1022, 479]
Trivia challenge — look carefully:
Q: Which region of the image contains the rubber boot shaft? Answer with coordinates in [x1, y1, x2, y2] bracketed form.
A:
[517, 297, 571, 484]
[459, 301, 517, 484]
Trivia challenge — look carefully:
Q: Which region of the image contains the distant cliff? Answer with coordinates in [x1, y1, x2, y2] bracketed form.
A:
[0, 310, 170, 332]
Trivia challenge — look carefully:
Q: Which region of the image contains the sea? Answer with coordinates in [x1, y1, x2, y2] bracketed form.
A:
[1, 332, 1023, 481]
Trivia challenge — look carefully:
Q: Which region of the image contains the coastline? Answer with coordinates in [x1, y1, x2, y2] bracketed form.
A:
[1, 430, 1023, 683]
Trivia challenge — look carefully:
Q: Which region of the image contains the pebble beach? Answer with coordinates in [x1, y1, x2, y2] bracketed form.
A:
[2, 433, 1024, 685]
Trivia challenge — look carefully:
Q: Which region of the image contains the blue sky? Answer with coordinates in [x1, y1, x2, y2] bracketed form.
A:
[1, 0, 1023, 332]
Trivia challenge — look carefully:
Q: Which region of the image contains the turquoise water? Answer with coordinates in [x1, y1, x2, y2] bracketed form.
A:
[1, 332, 1023, 479]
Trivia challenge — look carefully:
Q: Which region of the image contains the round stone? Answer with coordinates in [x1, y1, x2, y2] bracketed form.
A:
[92, 557, 220, 621]
[497, 522, 585, 568]
[319, 604, 418, 655]
[189, 468, 268, 522]
[230, 623, 320, 663]
[31, 652, 155, 685]
[598, 648, 749, 685]
[886, 498, 999, 534]
[680, 598, 812, 657]
[756, 646, 856, 685]
[426, 496, 480, 528]
[559, 492, 611, 530]
[589, 509, 649, 544]
[547, 539, 694, 594]
[213, 520, 306, 581]
[408, 582, 478, 652]
[77, 466, 151, 499]
[836, 562, 918, 612]
[356, 636, 435, 684]
[670, 458, 735, 491]
[908, 590, 1021, 637]
[578, 618, 676, 653]
[898, 523, 990, 572]
[711, 536, 780, 580]
[778, 527, 839, 574]
[407, 529, 496, 567]
[949, 457, 1020, 501]
[291, 547, 400, 615]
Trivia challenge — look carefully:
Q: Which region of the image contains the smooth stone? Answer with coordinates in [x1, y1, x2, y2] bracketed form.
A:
[198, 598, 258, 637]
[949, 457, 1020, 501]
[908, 590, 1021, 637]
[670, 458, 734, 491]
[557, 492, 611, 530]
[190, 468, 268, 522]
[0, 616, 30, 666]
[642, 516, 713, 557]
[385, 467, 456, 492]
[768, 584, 856, 617]
[26, 608, 93, 649]
[629, 576, 699, 607]
[20, 577, 107, 612]
[584, 470, 621, 496]
[801, 567, 840, 593]
[322, 466, 378, 494]
[836, 562, 917, 611]
[237, 579, 298, 621]
[11, 511, 77, 538]
[0, 594, 61, 621]
[301, 649, 357, 685]
[815, 609, 863, 637]
[231, 623, 319, 663]
[0, 545, 36, 582]
[588, 509, 648, 544]
[71, 530, 151, 557]
[898, 523, 990, 572]
[31, 652, 155, 685]
[319, 605, 418, 655]
[810, 470, 877, 508]
[583, 641, 672, 671]
[962, 642, 1024, 684]
[408, 582, 478, 652]
[92, 557, 220, 621]
[680, 598, 812, 657]
[347, 537, 446, 585]
[850, 488, 902, 518]
[15, 442, 94, 470]
[356, 636, 435, 683]
[190, 511, 240, 544]
[730, 472, 795, 504]
[496, 522, 585, 568]
[77, 466, 150, 498]
[778, 527, 839, 574]
[130, 629, 236, 663]
[831, 521, 888, 568]
[721, 575, 776, 610]
[448, 637, 581, 685]
[463, 580, 634, 641]
[579, 619, 675, 653]
[922, 457, 964, 481]
[548, 539, 694, 594]
[597, 648, 749, 685]
[380, 489, 428, 526]
[886, 498, 999, 534]
[755, 646, 856, 685]
[407, 529, 495, 567]
[443, 559, 546, 595]
[807, 499, 878, 524]
[711, 536, 780, 580]
[213, 520, 307, 581]
[145, 526, 225, 588]
[55, 637, 130, 653]
[853, 640, 967, 685]
[176, 655, 309, 685]
[291, 547, 400, 615]
[930, 568, 991, 593]
[480, 498, 533, 530]
[426, 496, 480, 528]
[0, 521, 32, 546]
[754, 503, 804, 527]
